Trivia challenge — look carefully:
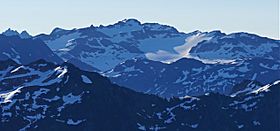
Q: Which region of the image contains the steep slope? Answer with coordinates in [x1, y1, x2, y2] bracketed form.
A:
[0, 59, 168, 130]
[105, 57, 280, 97]
[0, 35, 63, 64]
[0, 60, 279, 130]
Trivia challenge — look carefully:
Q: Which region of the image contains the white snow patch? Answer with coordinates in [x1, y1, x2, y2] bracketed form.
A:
[175, 33, 212, 58]
[251, 80, 280, 94]
[67, 119, 85, 125]
[81, 75, 92, 84]
[137, 123, 146, 131]
[58, 93, 82, 112]
[45, 32, 82, 51]
[62, 93, 81, 105]
[253, 120, 261, 126]
[190, 124, 199, 128]
[10, 66, 23, 73]
[237, 124, 244, 129]
[0, 86, 23, 103]
[54, 66, 68, 78]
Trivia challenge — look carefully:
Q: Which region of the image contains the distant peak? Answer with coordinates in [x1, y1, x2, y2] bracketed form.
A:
[6, 28, 12, 31]
[122, 18, 141, 23]
[51, 27, 66, 34]
[207, 30, 225, 36]
[209, 30, 222, 34]
[2, 28, 20, 36]
[223, 32, 259, 39]
[2, 28, 32, 39]
[20, 30, 32, 39]
[117, 18, 141, 26]
[193, 30, 202, 33]
[188, 30, 203, 35]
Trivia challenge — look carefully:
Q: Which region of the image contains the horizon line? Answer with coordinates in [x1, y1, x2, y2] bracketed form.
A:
[1, 18, 279, 40]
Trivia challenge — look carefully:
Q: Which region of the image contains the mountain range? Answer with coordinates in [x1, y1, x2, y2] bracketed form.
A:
[0, 59, 279, 130]
[2, 19, 279, 97]
[0, 19, 279, 130]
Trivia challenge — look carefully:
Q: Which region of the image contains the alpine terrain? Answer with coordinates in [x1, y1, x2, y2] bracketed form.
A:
[0, 19, 279, 130]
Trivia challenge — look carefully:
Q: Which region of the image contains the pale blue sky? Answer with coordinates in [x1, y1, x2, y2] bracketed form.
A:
[0, 0, 279, 39]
